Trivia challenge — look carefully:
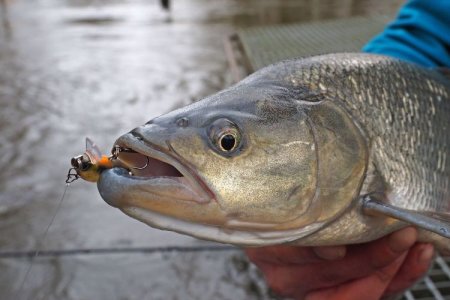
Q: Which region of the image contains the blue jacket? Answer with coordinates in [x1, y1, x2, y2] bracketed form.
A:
[363, 0, 450, 68]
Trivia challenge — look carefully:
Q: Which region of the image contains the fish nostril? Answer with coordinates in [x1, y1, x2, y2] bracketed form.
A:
[130, 128, 144, 140]
[176, 117, 189, 128]
[130, 128, 139, 135]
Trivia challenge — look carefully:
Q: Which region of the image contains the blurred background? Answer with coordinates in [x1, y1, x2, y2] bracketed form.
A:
[0, 0, 403, 299]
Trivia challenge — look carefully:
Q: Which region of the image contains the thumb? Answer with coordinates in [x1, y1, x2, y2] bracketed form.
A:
[306, 252, 408, 300]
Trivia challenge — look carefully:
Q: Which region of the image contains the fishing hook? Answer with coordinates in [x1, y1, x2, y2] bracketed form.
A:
[111, 145, 149, 170]
[130, 156, 149, 170]
[111, 145, 135, 159]
[111, 145, 122, 159]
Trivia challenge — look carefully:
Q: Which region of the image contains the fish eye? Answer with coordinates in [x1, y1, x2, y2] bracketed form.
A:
[208, 119, 241, 155]
[220, 134, 236, 152]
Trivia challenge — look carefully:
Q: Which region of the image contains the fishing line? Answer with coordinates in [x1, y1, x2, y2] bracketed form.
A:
[15, 182, 70, 300]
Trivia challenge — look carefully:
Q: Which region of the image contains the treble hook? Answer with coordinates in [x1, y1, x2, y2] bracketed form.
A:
[111, 145, 122, 159]
[66, 168, 80, 184]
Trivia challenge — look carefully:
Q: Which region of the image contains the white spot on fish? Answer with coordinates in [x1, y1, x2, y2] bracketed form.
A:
[319, 83, 326, 91]
[280, 141, 311, 147]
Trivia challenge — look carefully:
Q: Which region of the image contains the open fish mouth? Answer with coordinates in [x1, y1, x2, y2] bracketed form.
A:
[97, 132, 212, 207]
[114, 144, 183, 179]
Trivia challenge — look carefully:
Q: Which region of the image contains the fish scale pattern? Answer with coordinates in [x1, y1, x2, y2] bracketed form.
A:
[345, 56, 447, 212]
[270, 53, 450, 213]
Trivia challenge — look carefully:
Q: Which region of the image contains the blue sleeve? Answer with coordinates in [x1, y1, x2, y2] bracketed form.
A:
[363, 0, 450, 68]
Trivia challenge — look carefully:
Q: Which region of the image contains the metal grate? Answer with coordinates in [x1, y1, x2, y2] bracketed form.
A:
[229, 16, 389, 75]
[402, 255, 450, 300]
[226, 16, 450, 299]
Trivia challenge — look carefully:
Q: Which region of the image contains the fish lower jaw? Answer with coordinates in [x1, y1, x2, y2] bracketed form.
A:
[116, 203, 326, 246]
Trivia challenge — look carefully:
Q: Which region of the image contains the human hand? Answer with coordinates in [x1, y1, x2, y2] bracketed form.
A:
[245, 227, 434, 300]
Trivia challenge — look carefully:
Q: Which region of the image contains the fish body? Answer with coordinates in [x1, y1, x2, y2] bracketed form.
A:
[96, 53, 450, 251]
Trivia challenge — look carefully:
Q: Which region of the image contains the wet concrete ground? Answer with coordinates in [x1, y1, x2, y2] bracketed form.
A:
[0, 1, 401, 299]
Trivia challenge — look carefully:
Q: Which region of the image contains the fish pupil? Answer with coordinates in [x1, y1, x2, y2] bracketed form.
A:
[221, 134, 235, 151]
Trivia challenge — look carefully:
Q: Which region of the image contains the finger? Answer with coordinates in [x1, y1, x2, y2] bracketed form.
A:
[253, 227, 417, 298]
[384, 243, 434, 296]
[338, 227, 417, 275]
[245, 227, 415, 267]
[305, 252, 407, 300]
[296, 227, 417, 288]
[245, 246, 329, 265]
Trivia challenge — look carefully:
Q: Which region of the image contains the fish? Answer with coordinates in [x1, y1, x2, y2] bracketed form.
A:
[91, 53, 450, 252]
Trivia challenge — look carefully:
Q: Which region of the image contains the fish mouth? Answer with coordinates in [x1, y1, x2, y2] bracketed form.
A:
[97, 132, 213, 207]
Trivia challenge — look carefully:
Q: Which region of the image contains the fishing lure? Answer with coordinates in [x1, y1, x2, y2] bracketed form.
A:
[67, 138, 113, 183]
[67, 138, 148, 183]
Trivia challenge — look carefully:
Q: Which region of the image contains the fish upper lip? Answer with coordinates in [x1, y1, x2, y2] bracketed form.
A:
[113, 132, 214, 202]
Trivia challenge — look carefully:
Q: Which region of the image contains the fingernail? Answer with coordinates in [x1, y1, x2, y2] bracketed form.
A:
[418, 244, 434, 264]
[388, 227, 417, 253]
[313, 246, 346, 260]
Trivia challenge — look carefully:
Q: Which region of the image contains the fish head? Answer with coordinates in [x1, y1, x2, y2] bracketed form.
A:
[98, 73, 368, 245]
